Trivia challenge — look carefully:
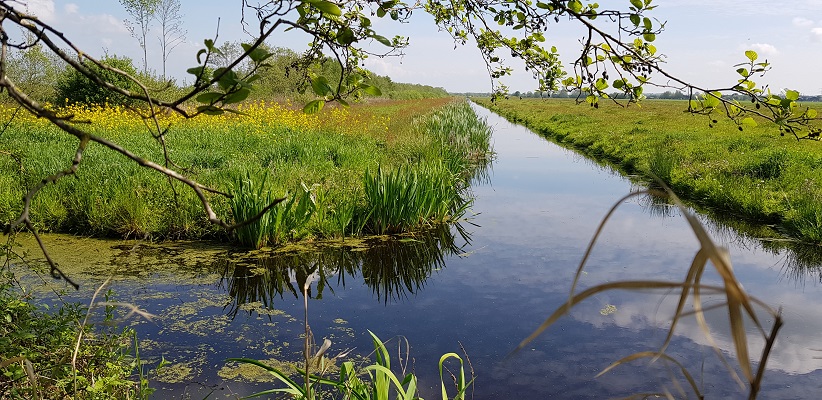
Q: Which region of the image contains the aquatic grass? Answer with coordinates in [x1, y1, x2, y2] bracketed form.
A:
[414, 100, 494, 180]
[229, 171, 276, 249]
[362, 163, 469, 235]
[229, 171, 319, 249]
[229, 330, 473, 400]
[268, 183, 317, 245]
[512, 187, 783, 399]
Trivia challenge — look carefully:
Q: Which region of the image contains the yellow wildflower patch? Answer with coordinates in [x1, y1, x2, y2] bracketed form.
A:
[0, 101, 389, 138]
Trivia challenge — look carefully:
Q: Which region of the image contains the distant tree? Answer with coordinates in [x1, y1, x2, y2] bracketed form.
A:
[4, 36, 63, 103]
[207, 41, 246, 70]
[120, 0, 160, 74]
[155, 0, 186, 80]
[55, 55, 139, 106]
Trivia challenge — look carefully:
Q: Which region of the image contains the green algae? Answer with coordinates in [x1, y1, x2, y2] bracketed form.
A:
[218, 358, 297, 382]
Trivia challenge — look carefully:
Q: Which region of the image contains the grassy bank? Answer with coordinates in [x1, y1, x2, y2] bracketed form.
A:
[1, 98, 492, 247]
[474, 97, 822, 243]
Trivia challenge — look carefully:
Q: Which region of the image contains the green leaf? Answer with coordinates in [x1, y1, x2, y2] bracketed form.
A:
[376, 6, 386, 17]
[736, 68, 749, 77]
[197, 105, 224, 115]
[304, 0, 342, 16]
[303, 99, 325, 114]
[187, 66, 205, 77]
[643, 17, 652, 30]
[568, 0, 582, 13]
[360, 84, 382, 96]
[745, 50, 758, 62]
[337, 27, 356, 45]
[196, 92, 223, 104]
[373, 35, 392, 47]
[630, 0, 643, 9]
[613, 79, 625, 89]
[223, 87, 251, 104]
[196, 49, 207, 64]
[630, 14, 640, 26]
[643, 32, 656, 42]
[807, 109, 818, 119]
[248, 47, 273, 63]
[215, 69, 239, 91]
[704, 92, 721, 108]
[311, 76, 333, 97]
[741, 117, 757, 127]
[785, 89, 800, 101]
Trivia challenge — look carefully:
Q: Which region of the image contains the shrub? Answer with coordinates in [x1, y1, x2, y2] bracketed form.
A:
[55, 55, 140, 107]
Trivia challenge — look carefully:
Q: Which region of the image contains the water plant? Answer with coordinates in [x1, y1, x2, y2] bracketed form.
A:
[229, 330, 473, 400]
[414, 100, 494, 181]
[362, 164, 469, 235]
[1, 98, 495, 246]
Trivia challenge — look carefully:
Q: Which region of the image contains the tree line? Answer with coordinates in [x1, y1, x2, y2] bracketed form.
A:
[4, 39, 447, 108]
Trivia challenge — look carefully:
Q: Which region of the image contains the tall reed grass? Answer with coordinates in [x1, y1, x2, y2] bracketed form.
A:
[362, 164, 468, 235]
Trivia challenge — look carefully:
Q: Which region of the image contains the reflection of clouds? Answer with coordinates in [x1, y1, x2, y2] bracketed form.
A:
[469, 106, 822, 380]
[569, 286, 822, 375]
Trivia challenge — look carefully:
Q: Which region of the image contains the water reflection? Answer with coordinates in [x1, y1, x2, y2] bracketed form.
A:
[632, 188, 822, 277]
[218, 225, 470, 318]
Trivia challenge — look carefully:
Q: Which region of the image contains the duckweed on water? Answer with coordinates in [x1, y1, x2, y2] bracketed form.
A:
[219, 358, 297, 383]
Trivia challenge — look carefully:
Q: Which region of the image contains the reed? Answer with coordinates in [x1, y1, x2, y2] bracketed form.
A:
[362, 163, 468, 235]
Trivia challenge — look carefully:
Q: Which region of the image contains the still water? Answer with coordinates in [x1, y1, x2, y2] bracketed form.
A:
[15, 104, 822, 398]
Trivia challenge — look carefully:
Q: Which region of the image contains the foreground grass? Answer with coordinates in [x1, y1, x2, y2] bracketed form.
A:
[0, 271, 144, 399]
[1, 98, 492, 247]
[475, 97, 822, 243]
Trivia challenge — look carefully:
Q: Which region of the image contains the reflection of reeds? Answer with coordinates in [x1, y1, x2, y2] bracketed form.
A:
[513, 188, 783, 399]
[218, 225, 468, 316]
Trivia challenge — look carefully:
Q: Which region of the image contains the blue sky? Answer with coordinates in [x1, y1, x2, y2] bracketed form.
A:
[21, 0, 822, 94]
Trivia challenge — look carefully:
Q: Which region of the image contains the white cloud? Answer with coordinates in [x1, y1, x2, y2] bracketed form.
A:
[25, 0, 56, 22]
[793, 17, 815, 27]
[812, 27, 822, 42]
[363, 57, 411, 79]
[64, 3, 79, 14]
[749, 43, 779, 56]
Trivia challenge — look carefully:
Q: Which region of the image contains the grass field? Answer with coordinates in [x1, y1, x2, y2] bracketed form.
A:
[1, 98, 492, 247]
[474, 97, 822, 244]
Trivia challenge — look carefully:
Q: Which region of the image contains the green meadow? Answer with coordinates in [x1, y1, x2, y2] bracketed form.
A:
[1, 98, 492, 248]
[474, 97, 822, 243]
